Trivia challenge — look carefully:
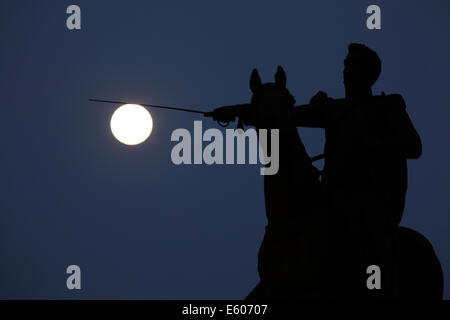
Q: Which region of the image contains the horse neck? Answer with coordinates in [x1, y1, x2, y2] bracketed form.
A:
[257, 125, 309, 164]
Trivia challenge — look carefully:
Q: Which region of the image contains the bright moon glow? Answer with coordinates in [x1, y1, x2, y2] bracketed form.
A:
[110, 104, 153, 145]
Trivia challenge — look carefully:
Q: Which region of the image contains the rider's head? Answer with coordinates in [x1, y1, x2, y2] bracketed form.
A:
[344, 43, 381, 91]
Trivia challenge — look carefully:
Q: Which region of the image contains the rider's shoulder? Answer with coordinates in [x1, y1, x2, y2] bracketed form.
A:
[373, 92, 407, 110]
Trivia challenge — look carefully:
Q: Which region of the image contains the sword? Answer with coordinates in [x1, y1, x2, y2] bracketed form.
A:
[88, 98, 230, 127]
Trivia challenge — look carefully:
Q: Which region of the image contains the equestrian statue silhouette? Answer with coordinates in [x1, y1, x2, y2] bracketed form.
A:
[208, 44, 443, 299]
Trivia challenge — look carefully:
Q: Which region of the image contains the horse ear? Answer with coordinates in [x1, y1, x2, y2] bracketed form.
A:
[275, 66, 286, 88]
[250, 69, 262, 93]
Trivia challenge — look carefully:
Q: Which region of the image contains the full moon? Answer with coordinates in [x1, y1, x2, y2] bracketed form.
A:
[110, 104, 153, 145]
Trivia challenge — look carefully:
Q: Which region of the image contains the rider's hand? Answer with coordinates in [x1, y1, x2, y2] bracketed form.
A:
[207, 105, 238, 122]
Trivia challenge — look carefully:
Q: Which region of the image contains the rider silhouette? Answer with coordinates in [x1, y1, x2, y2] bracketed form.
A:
[289, 43, 422, 297]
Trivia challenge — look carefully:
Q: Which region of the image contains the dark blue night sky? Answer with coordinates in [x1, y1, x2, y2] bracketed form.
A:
[1, 0, 449, 299]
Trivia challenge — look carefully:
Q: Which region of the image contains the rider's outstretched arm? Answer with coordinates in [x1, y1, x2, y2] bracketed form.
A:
[290, 103, 330, 128]
[208, 91, 335, 129]
[209, 102, 331, 128]
[289, 91, 336, 128]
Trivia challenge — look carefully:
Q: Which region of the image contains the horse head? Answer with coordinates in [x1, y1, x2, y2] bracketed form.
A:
[249, 66, 296, 130]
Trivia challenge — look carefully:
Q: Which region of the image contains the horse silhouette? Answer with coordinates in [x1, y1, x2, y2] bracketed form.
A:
[236, 67, 326, 299]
